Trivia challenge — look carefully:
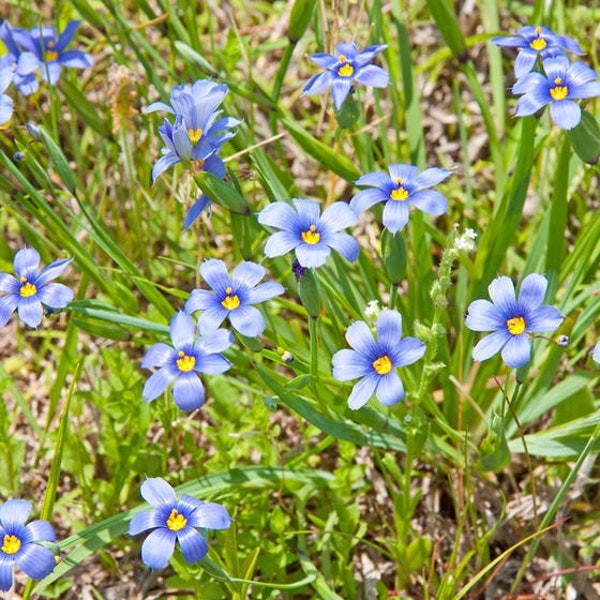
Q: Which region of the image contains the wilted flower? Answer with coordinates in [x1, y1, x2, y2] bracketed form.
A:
[332, 310, 426, 409]
[141, 312, 233, 411]
[491, 25, 583, 78]
[0, 499, 57, 591]
[350, 164, 450, 233]
[303, 42, 389, 109]
[12, 21, 92, 88]
[185, 259, 284, 337]
[465, 273, 564, 368]
[258, 198, 359, 268]
[128, 477, 231, 570]
[512, 54, 600, 130]
[0, 247, 73, 329]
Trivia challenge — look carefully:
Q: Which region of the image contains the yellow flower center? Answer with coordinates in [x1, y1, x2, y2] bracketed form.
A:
[506, 316, 526, 336]
[188, 127, 203, 145]
[176, 351, 196, 372]
[45, 50, 59, 62]
[221, 286, 240, 310]
[529, 27, 547, 51]
[390, 178, 409, 201]
[19, 277, 38, 298]
[550, 77, 568, 101]
[166, 508, 187, 532]
[372, 355, 392, 375]
[301, 224, 321, 245]
[1, 534, 21, 555]
[337, 56, 354, 78]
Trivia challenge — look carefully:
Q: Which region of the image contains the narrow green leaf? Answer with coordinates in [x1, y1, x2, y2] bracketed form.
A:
[38, 126, 77, 193]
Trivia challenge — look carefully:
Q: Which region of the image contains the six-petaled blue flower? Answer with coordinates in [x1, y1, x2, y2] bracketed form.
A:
[491, 25, 583, 79]
[185, 259, 284, 338]
[332, 310, 426, 410]
[258, 198, 359, 268]
[0, 247, 74, 329]
[465, 274, 564, 368]
[0, 499, 57, 591]
[303, 42, 389, 109]
[512, 54, 600, 130]
[10, 21, 92, 89]
[145, 80, 240, 228]
[128, 477, 231, 570]
[350, 164, 450, 233]
[142, 312, 233, 411]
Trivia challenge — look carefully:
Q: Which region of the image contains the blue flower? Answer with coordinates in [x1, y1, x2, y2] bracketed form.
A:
[332, 310, 426, 410]
[145, 80, 240, 227]
[128, 477, 231, 570]
[0, 247, 73, 329]
[258, 198, 359, 268]
[350, 164, 450, 233]
[185, 259, 284, 337]
[0, 21, 38, 96]
[0, 67, 13, 128]
[465, 274, 564, 368]
[491, 25, 583, 78]
[11, 21, 92, 87]
[512, 55, 600, 130]
[0, 499, 57, 591]
[303, 42, 389, 109]
[141, 312, 233, 411]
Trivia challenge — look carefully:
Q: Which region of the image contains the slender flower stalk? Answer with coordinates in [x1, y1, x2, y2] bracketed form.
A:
[128, 477, 231, 570]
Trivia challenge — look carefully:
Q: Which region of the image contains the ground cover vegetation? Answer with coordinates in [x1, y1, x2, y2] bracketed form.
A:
[1, 0, 600, 598]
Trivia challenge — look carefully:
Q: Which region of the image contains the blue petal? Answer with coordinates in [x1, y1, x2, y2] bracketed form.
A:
[200, 259, 231, 295]
[151, 152, 181, 183]
[245, 281, 284, 304]
[189, 503, 232, 529]
[328, 233, 359, 263]
[37, 283, 73, 309]
[472, 330, 510, 362]
[141, 527, 176, 569]
[258, 201, 300, 230]
[382, 199, 410, 233]
[331, 77, 352, 109]
[356, 44, 387, 64]
[488, 276, 517, 316]
[55, 20, 80, 52]
[264, 231, 299, 258]
[512, 72, 546, 95]
[14, 248, 40, 279]
[0, 94, 13, 126]
[308, 52, 338, 69]
[593, 342, 600, 364]
[0, 499, 31, 529]
[23, 520, 55, 543]
[142, 368, 174, 402]
[332, 348, 372, 381]
[140, 477, 177, 508]
[526, 306, 564, 333]
[40, 62, 61, 85]
[414, 167, 450, 188]
[196, 328, 233, 354]
[388, 164, 418, 182]
[549, 100, 581, 130]
[0, 273, 18, 293]
[354, 64, 389, 87]
[183, 195, 210, 229]
[465, 299, 503, 332]
[197, 305, 229, 333]
[347, 374, 379, 410]
[302, 71, 334, 95]
[177, 494, 203, 519]
[177, 527, 208, 563]
[16, 544, 56, 580]
[491, 35, 526, 49]
[375, 310, 403, 349]
[501, 334, 531, 368]
[142, 343, 174, 369]
[295, 242, 331, 268]
[350, 188, 387, 215]
[17, 299, 44, 328]
[542, 55, 570, 81]
[172, 374, 205, 411]
[375, 371, 405, 406]
[58, 49, 93, 69]
[170, 312, 196, 349]
[514, 91, 549, 117]
[517, 273, 547, 313]
[196, 353, 231, 375]
[335, 43, 359, 58]
[144, 101, 176, 115]
[129, 509, 162, 535]
[345, 320, 378, 357]
[185, 289, 215, 314]
[0, 295, 18, 327]
[409, 189, 448, 216]
[320, 201, 357, 231]
[0, 556, 13, 592]
[566, 61, 599, 88]
[229, 305, 265, 337]
[514, 50, 538, 78]
[292, 198, 321, 225]
[571, 81, 600, 100]
[232, 261, 265, 289]
[392, 336, 426, 367]
[35, 257, 72, 286]
[355, 172, 391, 188]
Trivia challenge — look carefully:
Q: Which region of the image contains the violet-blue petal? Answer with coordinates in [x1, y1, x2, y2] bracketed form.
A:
[142, 368, 174, 402]
[414, 167, 450, 188]
[375, 371, 405, 406]
[170, 312, 196, 349]
[151, 152, 181, 183]
[490, 35, 525, 48]
[0, 295, 18, 327]
[355, 172, 391, 188]
[517, 273, 547, 312]
[14, 248, 40, 278]
[129, 509, 162, 535]
[191, 503, 232, 529]
[347, 374, 379, 410]
[172, 374, 205, 411]
[145, 100, 176, 115]
[176, 494, 203, 518]
[465, 299, 503, 332]
[514, 50, 539, 79]
[0, 499, 31, 528]
[35, 257, 72, 286]
[178, 527, 209, 563]
[388, 164, 418, 181]
[375, 310, 403, 349]
[512, 72, 546, 95]
[331, 77, 353, 108]
[332, 348, 373, 381]
[526, 305, 564, 332]
[514, 91, 549, 118]
[185, 289, 215, 314]
[17, 298, 43, 328]
[382, 199, 410, 233]
[335, 42, 359, 59]
[16, 544, 56, 580]
[393, 337, 426, 367]
[37, 283, 73, 309]
[350, 188, 387, 215]
[295, 242, 331, 268]
[308, 53, 339, 69]
[197, 305, 229, 334]
[231, 261, 265, 289]
[409, 189, 448, 216]
[0, 273, 19, 293]
[229, 304, 265, 337]
[0, 557, 13, 592]
[59, 49, 92, 69]
[572, 81, 600, 99]
[302, 71, 334, 96]
[183, 195, 211, 229]
[593, 342, 600, 363]
[23, 519, 55, 543]
[566, 61, 599, 88]
[264, 231, 299, 258]
[40, 62, 62, 85]
[292, 198, 321, 224]
[0, 95, 13, 127]
[55, 20, 80, 52]
[200, 259, 231, 295]
[345, 320, 378, 356]
[501, 334, 531, 368]
[472, 330, 510, 362]
[142, 343, 174, 369]
[140, 477, 178, 508]
[245, 281, 284, 304]
[354, 64, 389, 87]
[328, 232, 359, 263]
[141, 527, 176, 569]
[549, 100, 581, 130]
[488, 276, 517, 314]
[320, 201, 358, 231]
[258, 201, 299, 230]
[196, 328, 233, 354]
[196, 353, 231, 375]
